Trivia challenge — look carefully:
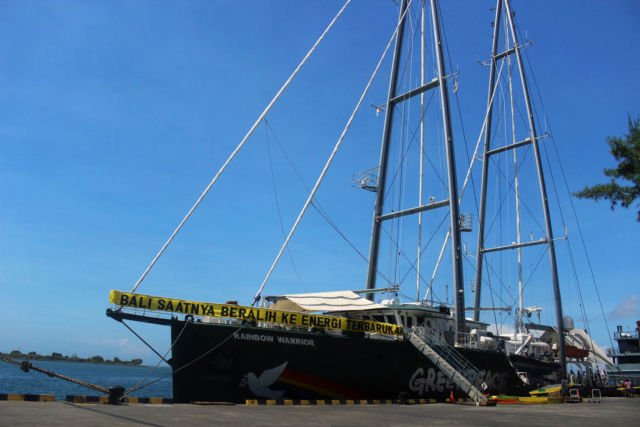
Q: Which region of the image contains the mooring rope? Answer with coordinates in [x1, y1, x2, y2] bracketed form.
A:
[0, 354, 110, 395]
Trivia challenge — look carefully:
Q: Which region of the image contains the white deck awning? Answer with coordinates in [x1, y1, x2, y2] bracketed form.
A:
[268, 290, 386, 313]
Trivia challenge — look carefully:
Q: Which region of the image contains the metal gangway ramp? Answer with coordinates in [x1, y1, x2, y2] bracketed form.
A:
[407, 328, 488, 405]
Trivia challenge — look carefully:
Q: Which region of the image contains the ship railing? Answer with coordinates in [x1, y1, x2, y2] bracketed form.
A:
[455, 331, 474, 348]
[606, 348, 640, 357]
[455, 331, 500, 351]
[116, 306, 173, 320]
[614, 331, 639, 339]
[113, 305, 244, 326]
[412, 328, 488, 391]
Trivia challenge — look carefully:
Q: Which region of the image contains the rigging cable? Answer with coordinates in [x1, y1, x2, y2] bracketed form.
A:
[399, 7, 511, 305]
[514, 8, 614, 351]
[264, 120, 305, 286]
[381, 1, 446, 201]
[383, 90, 444, 199]
[263, 119, 394, 286]
[548, 133, 615, 351]
[483, 142, 545, 238]
[458, 59, 506, 202]
[123, 317, 191, 395]
[391, 212, 449, 300]
[393, 38, 413, 288]
[389, 0, 416, 287]
[119, 320, 171, 365]
[483, 255, 521, 311]
[128, 0, 354, 294]
[483, 258, 501, 334]
[439, 1, 480, 215]
[126, 322, 251, 396]
[252, 0, 415, 305]
[502, 246, 550, 316]
[541, 139, 604, 365]
[416, 0, 427, 302]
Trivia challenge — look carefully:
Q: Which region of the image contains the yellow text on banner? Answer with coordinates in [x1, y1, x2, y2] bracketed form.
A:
[109, 290, 403, 337]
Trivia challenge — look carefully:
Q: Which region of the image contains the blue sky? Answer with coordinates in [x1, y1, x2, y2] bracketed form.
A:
[1, 0, 638, 363]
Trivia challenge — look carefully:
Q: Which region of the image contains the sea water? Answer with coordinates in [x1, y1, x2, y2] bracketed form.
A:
[0, 360, 172, 399]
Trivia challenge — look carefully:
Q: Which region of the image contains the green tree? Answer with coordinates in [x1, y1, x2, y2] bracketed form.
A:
[575, 117, 640, 220]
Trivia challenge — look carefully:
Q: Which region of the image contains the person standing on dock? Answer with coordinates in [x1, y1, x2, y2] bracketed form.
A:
[561, 377, 569, 400]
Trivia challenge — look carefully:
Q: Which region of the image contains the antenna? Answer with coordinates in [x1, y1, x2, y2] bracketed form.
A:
[370, 103, 386, 117]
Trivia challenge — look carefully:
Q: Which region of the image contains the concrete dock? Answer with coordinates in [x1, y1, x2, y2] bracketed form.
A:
[1, 398, 638, 426]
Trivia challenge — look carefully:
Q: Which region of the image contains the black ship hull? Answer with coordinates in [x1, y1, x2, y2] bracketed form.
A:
[169, 320, 531, 403]
[507, 354, 560, 388]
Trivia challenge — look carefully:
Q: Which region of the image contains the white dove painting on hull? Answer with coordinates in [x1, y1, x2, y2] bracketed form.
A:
[247, 362, 288, 399]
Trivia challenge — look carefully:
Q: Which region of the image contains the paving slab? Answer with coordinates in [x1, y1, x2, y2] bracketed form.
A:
[0, 398, 638, 427]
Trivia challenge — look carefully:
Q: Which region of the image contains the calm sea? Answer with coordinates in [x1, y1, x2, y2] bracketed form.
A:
[0, 360, 172, 399]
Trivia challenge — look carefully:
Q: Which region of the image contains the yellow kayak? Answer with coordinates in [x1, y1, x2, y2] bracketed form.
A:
[490, 395, 562, 404]
[518, 396, 555, 404]
[529, 384, 561, 396]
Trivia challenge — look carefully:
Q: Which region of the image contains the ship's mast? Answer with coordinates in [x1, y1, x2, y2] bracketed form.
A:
[364, 0, 409, 301]
[473, 0, 502, 325]
[430, 0, 466, 339]
[472, 0, 566, 374]
[416, 0, 426, 302]
[506, 31, 525, 335]
[365, 0, 466, 340]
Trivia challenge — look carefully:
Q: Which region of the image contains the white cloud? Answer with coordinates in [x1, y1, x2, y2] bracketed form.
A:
[487, 323, 515, 336]
[610, 294, 640, 319]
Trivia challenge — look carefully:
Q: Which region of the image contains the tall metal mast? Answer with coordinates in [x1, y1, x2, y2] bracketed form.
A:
[430, 0, 466, 339]
[364, 0, 409, 301]
[473, 0, 502, 323]
[473, 0, 566, 374]
[504, 0, 566, 374]
[416, 0, 426, 302]
[365, 0, 466, 341]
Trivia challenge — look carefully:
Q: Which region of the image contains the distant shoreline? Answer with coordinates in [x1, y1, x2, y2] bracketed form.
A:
[1, 351, 143, 366]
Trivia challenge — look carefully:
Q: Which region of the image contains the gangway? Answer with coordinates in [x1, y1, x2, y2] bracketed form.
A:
[407, 327, 489, 405]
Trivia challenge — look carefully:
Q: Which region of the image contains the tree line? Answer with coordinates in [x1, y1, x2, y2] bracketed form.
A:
[1, 350, 143, 365]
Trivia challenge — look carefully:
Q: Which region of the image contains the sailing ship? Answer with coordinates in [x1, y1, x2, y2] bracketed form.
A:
[107, 0, 591, 403]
